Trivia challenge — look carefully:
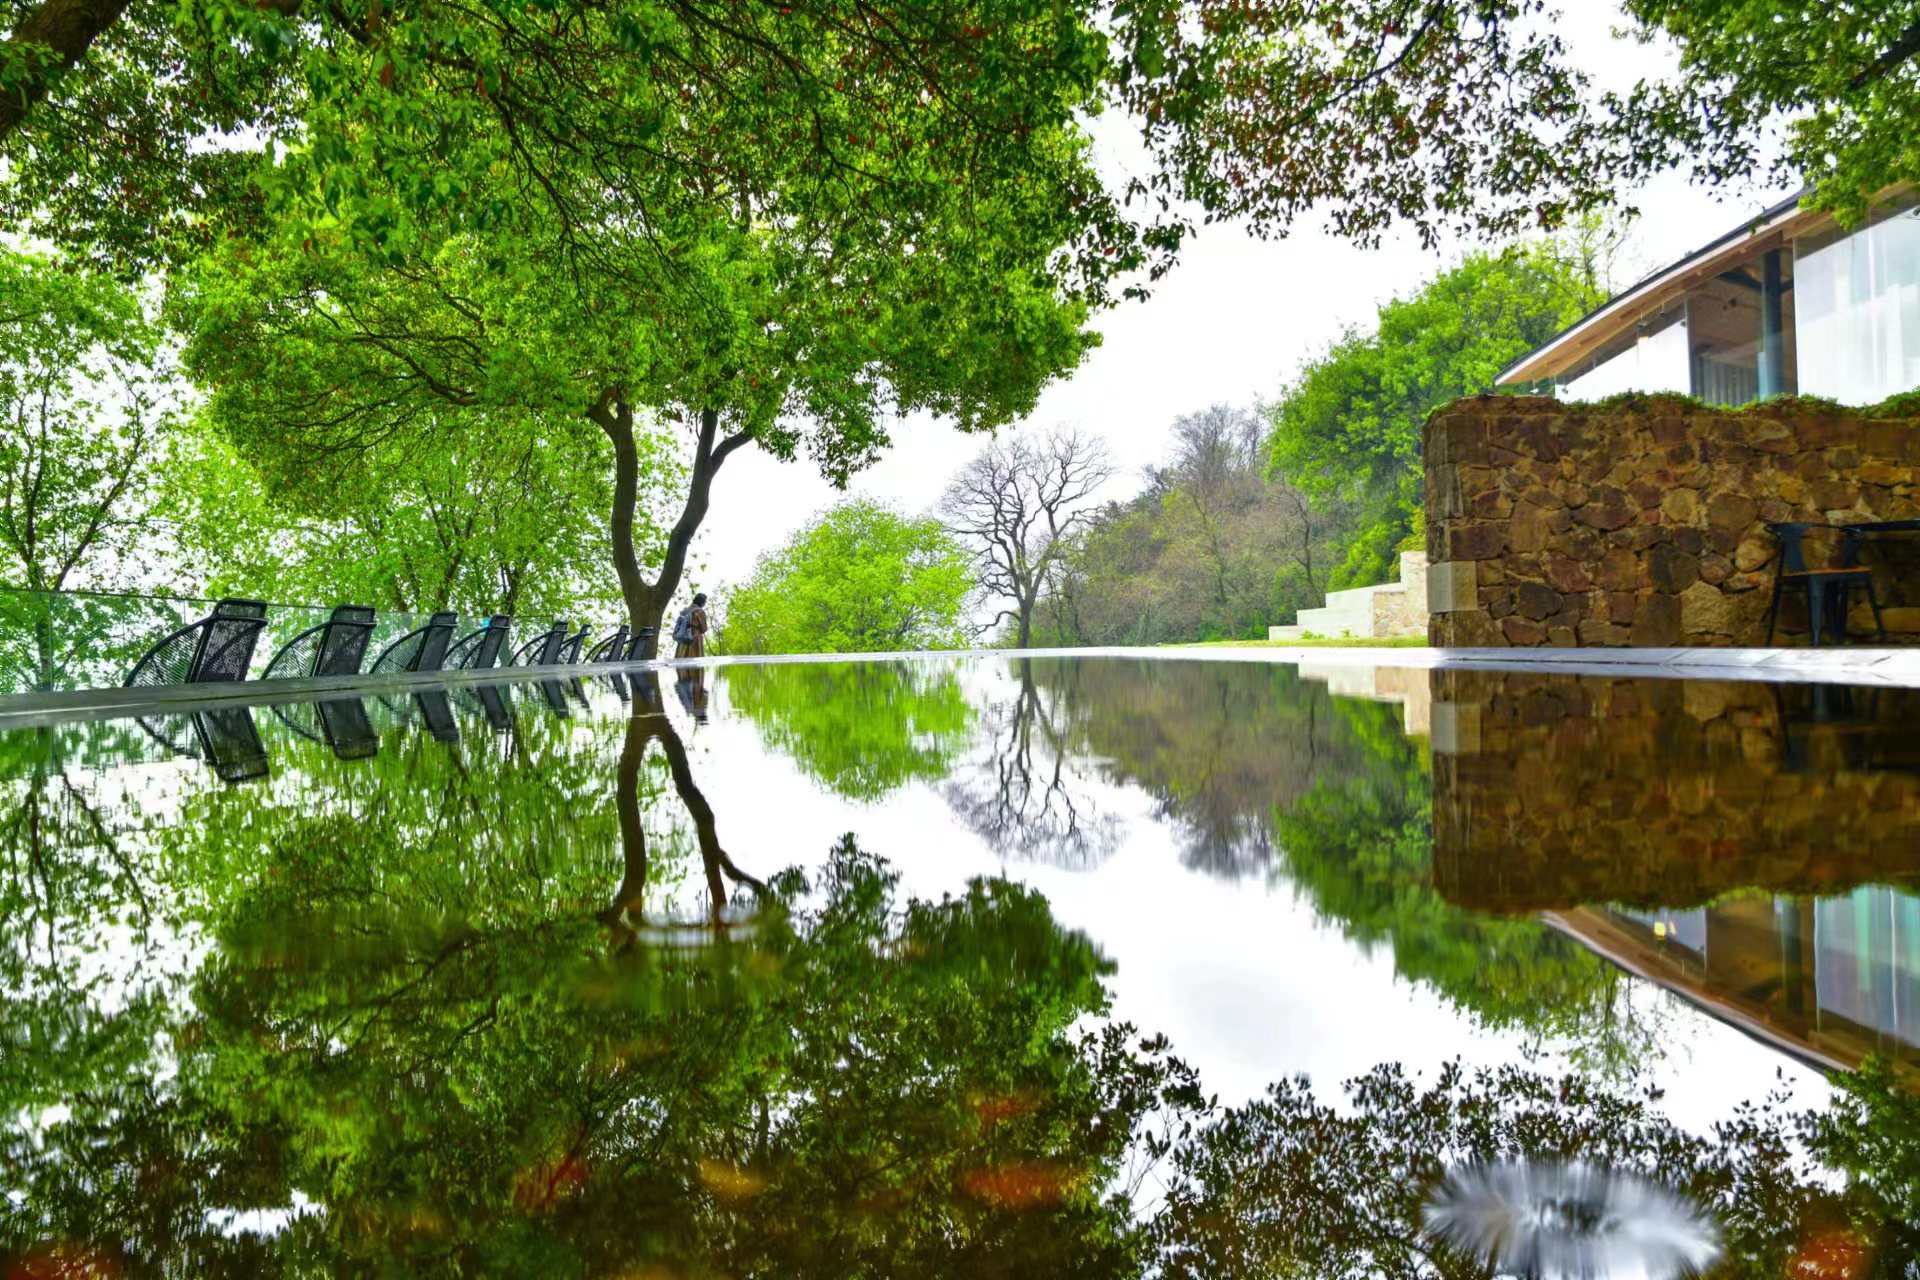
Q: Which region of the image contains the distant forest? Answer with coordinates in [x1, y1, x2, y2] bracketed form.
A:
[1023, 234, 1615, 644]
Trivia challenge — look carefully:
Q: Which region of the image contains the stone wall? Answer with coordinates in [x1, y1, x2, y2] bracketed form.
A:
[1424, 395, 1920, 646]
[1428, 669, 1920, 913]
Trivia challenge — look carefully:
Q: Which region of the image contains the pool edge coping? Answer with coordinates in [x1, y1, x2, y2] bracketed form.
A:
[2, 643, 1916, 729]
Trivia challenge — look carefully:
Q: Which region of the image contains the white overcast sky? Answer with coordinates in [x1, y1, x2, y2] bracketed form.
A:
[683, 2, 1795, 593]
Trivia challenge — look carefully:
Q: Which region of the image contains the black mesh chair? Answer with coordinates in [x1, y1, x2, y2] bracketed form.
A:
[1764, 522, 1886, 647]
[369, 611, 458, 675]
[587, 625, 630, 663]
[558, 627, 589, 664]
[124, 598, 269, 687]
[445, 615, 513, 670]
[262, 604, 378, 681]
[511, 621, 570, 667]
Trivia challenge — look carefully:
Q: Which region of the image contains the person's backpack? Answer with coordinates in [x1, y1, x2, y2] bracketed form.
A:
[670, 607, 695, 645]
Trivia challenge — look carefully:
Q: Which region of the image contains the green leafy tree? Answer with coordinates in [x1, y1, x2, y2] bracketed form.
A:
[717, 500, 973, 657]
[177, 136, 1098, 640]
[1264, 239, 1608, 589]
[165, 406, 662, 620]
[5, 0, 1917, 283]
[1617, 1, 1920, 230]
[0, 247, 184, 691]
[0, 247, 177, 595]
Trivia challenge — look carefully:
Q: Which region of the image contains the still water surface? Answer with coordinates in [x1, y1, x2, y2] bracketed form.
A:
[2, 657, 1917, 1277]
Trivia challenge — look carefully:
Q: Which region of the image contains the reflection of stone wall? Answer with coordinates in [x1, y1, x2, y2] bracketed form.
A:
[1424, 395, 1920, 646]
[1429, 669, 1920, 912]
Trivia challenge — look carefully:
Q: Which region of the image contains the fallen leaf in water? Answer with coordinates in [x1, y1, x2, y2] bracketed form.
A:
[960, 1162, 1081, 1210]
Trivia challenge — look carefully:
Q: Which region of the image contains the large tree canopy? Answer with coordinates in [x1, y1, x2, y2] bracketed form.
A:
[6, 0, 1918, 281]
[174, 77, 1102, 635]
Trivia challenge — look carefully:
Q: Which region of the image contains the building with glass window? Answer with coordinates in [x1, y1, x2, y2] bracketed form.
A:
[1499, 188, 1920, 406]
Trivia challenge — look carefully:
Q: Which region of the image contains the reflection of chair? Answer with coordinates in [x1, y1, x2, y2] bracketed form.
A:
[511, 621, 569, 667]
[587, 625, 629, 663]
[369, 611, 458, 675]
[124, 598, 269, 687]
[133, 709, 266, 781]
[1765, 523, 1885, 646]
[414, 690, 460, 743]
[273, 697, 379, 760]
[451, 683, 516, 733]
[263, 604, 378, 681]
[537, 678, 572, 716]
[445, 615, 512, 670]
[1775, 683, 1920, 774]
[474, 684, 514, 732]
[195, 707, 271, 781]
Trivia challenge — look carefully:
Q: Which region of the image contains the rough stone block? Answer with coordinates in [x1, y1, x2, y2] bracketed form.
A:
[1515, 581, 1565, 621]
[1447, 523, 1506, 561]
[1861, 421, 1912, 459]
[1630, 592, 1682, 646]
[1427, 559, 1479, 614]
[1502, 615, 1549, 645]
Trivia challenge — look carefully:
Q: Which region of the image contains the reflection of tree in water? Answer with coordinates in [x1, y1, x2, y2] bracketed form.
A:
[998, 659, 1667, 1072]
[722, 660, 975, 802]
[1020, 659, 1373, 878]
[0, 680, 1188, 1276]
[1150, 1057, 1915, 1280]
[1272, 694, 1670, 1077]
[942, 658, 1122, 870]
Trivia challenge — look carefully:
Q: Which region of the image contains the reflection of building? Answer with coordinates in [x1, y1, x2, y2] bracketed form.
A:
[1294, 660, 1431, 737]
[1430, 672, 1920, 913]
[1551, 889, 1920, 1078]
[1499, 188, 1920, 405]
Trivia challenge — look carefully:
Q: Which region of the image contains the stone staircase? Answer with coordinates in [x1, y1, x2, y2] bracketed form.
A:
[1268, 551, 1429, 642]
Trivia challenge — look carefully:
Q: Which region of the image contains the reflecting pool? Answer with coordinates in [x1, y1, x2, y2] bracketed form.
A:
[2, 657, 1918, 1277]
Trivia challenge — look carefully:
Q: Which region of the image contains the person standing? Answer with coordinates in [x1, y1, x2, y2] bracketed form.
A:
[671, 592, 709, 659]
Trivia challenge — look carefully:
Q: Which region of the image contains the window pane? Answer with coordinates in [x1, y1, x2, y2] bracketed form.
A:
[1795, 204, 1920, 404]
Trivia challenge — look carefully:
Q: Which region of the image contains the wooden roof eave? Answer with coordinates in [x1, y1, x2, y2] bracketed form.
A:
[1497, 205, 1831, 386]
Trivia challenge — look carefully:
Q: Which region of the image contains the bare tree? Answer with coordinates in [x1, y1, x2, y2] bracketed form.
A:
[940, 427, 1114, 649]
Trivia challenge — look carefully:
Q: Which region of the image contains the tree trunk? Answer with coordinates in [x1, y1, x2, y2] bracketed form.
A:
[605, 706, 651, 924]
[597, 399, 657, 634]
[591, 398, 750, 648]
[0, 0, 135, 145]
